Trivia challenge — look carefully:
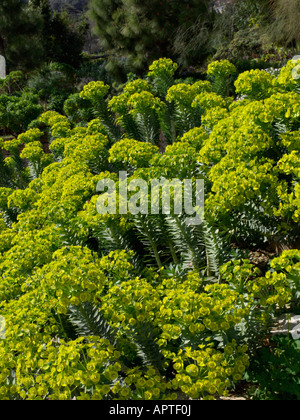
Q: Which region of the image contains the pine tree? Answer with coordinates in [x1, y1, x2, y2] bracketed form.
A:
[88, 0, 215, 76]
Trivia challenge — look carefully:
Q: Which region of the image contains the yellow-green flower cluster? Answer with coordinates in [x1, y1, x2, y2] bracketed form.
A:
[123, 79, 153, 96]
[201, 107, 229, 130]
[123, 366, 176, 400]
[180, 127, 209, 151]
[0, 250, 136, 400]
[205, 158, 275, 215]
[20, 141, 53, 175]
[0, 336, 123, 400]
[1, 57, 300, 402]
[109, 86, 166, 141]
[108, 92, 131, 119]
[156, 280, 251, 345]
[220, 259, 261, 293]
[100, 277, 161, 327]
[271, 249, 300, 274]
[195, 89, 300, 226]
[128, 91, 166, 116]
[109, 138, 159, 170]
[0, 216, 14, 253]
[207, 60, 236, 79]
[275, 151, 300, 223]
[249, 271, 291, 307]
[147, 58, 178, 80]
[8, 186, 38, 212]
[168, 341, 249, 400]
[0, 228, 60, 302]
[86, 119, 108, 136]
[35, 246, 106, 313]
[79, 81, 110, 102]
[17, 128, 44, 144]
[264, 92, 300, 121]
[276, 59, 300, 91]
[192, 92, 228, 113]
[220, 256, 296, 309]
[150, 141, 199, 178]
[1, 137, 22, 153]
[166, 82, 211, 109]
[234, 69, 277, 100]
[230, 100, 274, 126]
[39, 111, 72, 139]
[108, 79, 153, 122]
[281, 131, 300, 152]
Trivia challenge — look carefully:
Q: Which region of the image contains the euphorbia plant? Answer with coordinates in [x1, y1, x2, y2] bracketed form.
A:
[0, 57, 299, 401]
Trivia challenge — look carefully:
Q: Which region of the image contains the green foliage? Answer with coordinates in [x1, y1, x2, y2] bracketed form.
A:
[171, 1, 216, 68]
[166, 81, 212, 138]
[87, 0, 216, 76]
[108, 139, 159, 172]
[31, 0, 88, 68]
[207, 60, 237, 97]
[75, 58, 113, 88]
[27, 63, 77, 112]
[265, 0, 300, 48]
[0, 0, 44, 71]
[0, 0, 86, 73]
[80, 81, 121, 142]
[247, 335, 300, 400]
[234, 69, 276, 100]
[0, 93, 43, 135]
[147, 58, 179, 99]
[63, 93, 94, 125]
[68, 302, 118, 344]
[211, 0, 295, 72]
[0, 71, 26, 96]
[0, 57, 299, 401]
[43, 10, 87, 68]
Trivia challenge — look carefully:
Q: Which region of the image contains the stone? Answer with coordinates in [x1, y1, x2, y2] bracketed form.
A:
[271, 314, 300, 340]
[0, 316, 5, 339]
[0, 55, 6, 79]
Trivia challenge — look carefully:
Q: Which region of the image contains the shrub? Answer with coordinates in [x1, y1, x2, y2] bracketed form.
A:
[0, 57, 299, 401]
[0, 93, 43, 135]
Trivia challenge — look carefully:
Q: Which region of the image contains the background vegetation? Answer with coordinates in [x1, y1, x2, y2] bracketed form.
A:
[2, 0, 300, 79]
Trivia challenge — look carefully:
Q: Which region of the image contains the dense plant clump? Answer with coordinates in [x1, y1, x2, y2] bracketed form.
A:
[0, 57, 300, 400]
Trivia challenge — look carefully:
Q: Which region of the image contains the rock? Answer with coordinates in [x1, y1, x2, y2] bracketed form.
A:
[0, 315, 5, 339]
[0, 55, 6, 79]
[271, 314, 300, 340]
